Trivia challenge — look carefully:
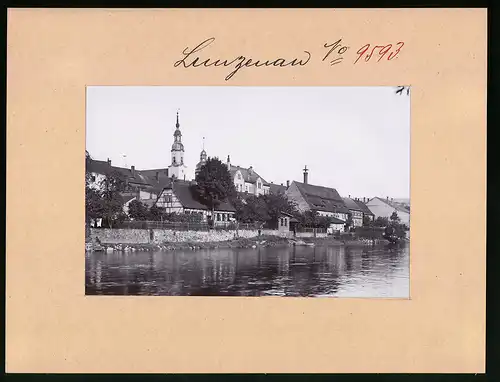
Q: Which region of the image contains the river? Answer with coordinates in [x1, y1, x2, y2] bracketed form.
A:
[85, 244, 409, 298]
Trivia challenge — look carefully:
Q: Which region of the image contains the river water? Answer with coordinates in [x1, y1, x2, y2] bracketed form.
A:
[85, 244, 409, 298]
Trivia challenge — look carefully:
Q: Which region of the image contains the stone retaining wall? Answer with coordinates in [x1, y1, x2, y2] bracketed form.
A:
[296, 232, 328, 238]
[90, 228, 150, 244]
[151, 229, 260, 244]
[90, 228, 284, 244]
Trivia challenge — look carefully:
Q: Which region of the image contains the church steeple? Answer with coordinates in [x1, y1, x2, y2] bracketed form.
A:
[196, 137, 208, 176]
[200, 137, 207, 161]
[168, 109, 187, 180]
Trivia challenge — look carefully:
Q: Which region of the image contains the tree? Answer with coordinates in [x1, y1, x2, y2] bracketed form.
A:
[362, 215, 372, 227]
[85, 186, 104, 225]
[85, 151, 103, 235]
[128, 200, 149, 221]
[390, 211, 401, 223]
[195, 157, 236, 217]
[344, 212, 354, 231]
[261, 193, 297, 223]
[99, 169, 126, 228]
[373, 216, 389, 227]
[235, 195, 269, 223]
[148, 205, 164, 221]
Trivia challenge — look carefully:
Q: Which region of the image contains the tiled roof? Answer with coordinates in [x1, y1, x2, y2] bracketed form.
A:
[269, 183, 287, 195]
[373, 197, 410, 214]
[294, 181, 349, 214]
[229, 165, 270, 186]
[170, 181, 236, 212]
[88, 160, 173, 193]
[353, 199, 374, 216]
[330, 217, 346, 224]
[342, 197, 364, 212]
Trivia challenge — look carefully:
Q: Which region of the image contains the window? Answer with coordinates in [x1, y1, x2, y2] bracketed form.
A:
[237, 173, 241, 180]
[91, 175, 96, 182]
[258, 182, 261, 189]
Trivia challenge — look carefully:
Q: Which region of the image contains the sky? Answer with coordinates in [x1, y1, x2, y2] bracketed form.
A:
[86, 86, 410, 199]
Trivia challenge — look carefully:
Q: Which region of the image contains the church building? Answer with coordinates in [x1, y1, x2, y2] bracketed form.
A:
[168, 111, 188, 181]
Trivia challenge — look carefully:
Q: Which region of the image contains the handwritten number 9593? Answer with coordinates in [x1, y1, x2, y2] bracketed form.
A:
[354, 42, 404, 64]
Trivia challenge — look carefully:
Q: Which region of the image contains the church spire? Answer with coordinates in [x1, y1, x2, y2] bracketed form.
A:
[176, 109, 180, 129]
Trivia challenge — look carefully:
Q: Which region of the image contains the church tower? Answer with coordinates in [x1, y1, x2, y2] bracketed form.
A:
[168, 110, 187, 180]
[195, 137, 208, 176]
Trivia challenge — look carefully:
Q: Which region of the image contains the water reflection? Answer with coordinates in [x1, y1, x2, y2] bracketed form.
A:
[85, 244, 409, 298]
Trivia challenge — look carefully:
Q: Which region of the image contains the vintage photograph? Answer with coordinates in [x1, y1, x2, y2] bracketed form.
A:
[85, 86, 410, 297]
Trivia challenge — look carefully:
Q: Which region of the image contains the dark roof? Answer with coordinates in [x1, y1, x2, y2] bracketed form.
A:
[293, 181, 349, 214]
[229, 165, 270, 186]
[170, 182, 236, 212]
[269, 183, 287, 195]
[342, 197, 364, 212]
[330, 217, 346, 224]
[353, 199, 374, 216]
[88, 159, 173, 193]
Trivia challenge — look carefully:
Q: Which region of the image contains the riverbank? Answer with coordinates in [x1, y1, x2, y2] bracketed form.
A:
[86, 234, 392, 253]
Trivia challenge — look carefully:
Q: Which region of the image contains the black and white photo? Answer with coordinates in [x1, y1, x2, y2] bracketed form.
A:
[85, 86, 410, 297]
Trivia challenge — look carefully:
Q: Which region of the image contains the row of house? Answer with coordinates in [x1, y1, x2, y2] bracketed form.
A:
[87, 112, 410, 231]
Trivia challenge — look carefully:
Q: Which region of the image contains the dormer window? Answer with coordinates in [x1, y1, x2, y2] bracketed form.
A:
[237, 173, 241, 180]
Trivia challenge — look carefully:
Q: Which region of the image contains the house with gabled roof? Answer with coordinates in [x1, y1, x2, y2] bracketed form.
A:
[366, 196, 410, 226]
[87, 158, 173, 202]
[342, 196, 364, 227]
[154, 179, 236, 225]
[225, 155, 271, 196]
[285, 167, 349, 230]
[352, 198, 375, 222]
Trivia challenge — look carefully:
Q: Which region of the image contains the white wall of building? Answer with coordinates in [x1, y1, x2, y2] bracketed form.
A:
[366, 198, 410, 225]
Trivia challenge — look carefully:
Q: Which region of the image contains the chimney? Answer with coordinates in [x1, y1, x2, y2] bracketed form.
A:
[227, 155, 231, 169]
[303, 165, 309, 184]
[286, 180, 290, 189]
[107, 158, 111, 166]
[155, 171, 159, 181]
[248, 166, 253, 174]
[131, 165, 135, 176]
[348, 194, 351, 199]
[281, 183, 284, 186]
[363, 197, 365, 203]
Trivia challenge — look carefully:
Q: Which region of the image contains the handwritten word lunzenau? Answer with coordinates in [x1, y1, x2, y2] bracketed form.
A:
[173, 38, 405, 81]
[174, 38, 311, 81]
